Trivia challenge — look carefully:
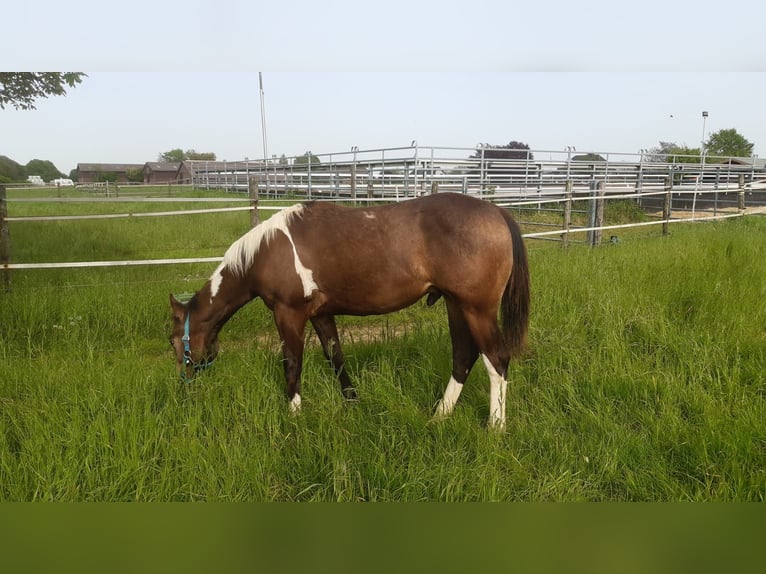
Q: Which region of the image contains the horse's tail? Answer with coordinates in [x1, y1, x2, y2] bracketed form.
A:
[500, 211, 530, 359]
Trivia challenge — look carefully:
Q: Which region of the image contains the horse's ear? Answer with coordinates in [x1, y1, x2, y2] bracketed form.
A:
[169, 293, 185, 320]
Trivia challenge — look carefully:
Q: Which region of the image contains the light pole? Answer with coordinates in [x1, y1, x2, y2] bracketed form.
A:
[701, 110, 709, 167]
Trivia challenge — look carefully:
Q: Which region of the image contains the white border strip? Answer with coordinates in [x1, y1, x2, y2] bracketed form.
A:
[6, 205, 284, 222]
[7, 206, 252, 222]
[3, 257, 224, 270]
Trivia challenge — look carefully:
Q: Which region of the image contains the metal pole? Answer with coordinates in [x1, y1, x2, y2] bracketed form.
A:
[248, 176, 260, 227]
[0, 185, 11, 291]
[259, 72, 269, 194]
[701, 110, 708, 172]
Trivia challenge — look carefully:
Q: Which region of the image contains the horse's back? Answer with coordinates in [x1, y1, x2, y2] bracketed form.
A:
[280, 194, 515, 315]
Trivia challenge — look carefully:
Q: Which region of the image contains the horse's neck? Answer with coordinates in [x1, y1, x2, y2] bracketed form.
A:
[197, 275, 253, 330]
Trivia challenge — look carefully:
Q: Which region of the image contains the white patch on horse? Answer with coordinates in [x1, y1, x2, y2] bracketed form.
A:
[364, 212, 376, 219]
[209, 262, 226, 303]
[482, 354, 507, 431]
[280, 225, 318, 298]
[289, 393, 302, 413]
[217, 204, 317, 298]
[435, 376, 463, 418]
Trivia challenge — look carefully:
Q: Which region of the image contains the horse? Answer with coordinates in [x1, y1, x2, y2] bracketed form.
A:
[169, 192, 530, 430]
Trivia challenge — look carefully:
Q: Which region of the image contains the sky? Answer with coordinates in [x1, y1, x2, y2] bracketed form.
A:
[3, 1, 765, 175]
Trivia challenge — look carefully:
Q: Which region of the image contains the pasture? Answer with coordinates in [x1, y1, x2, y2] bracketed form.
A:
[1, 189, 765, 501]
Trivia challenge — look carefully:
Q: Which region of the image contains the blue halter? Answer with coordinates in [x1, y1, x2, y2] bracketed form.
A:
[181, 313, 193, 368]
[180, 313, 214, 380]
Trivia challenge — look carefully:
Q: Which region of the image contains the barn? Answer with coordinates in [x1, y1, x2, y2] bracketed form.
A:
[76, 163, 143, 183]
[142, 162, 181, 184]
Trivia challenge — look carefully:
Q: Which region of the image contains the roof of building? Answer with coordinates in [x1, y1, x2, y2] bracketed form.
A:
[144, 162, 181, 172]
[77, 163, 144, 172]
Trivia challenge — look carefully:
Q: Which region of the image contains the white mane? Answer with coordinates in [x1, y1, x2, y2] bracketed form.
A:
[221, 203, 306, 277]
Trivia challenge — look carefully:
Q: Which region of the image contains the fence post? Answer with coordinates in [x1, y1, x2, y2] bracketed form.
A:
[662, 175, 672, 236]
[588, 181, 605, 246]
[366, 165, 374, 204]
[307, 159, 313, 200]
[249, 177, 260, 227]
[0, 185, 11, 291]
[350, 162, 357, 204]
[431, 181, 439, 195]
[561, 179, 573, 247]
[738, 174, 746, 213]
[593, 181, 604, 245]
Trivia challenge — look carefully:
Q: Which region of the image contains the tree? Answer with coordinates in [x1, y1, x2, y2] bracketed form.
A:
[0, 73, 86, 110]
[159, 149, 185, 163]
[126, 168, 144, 183]
[705, 128, 754, 159]
[25, 159, 64, 182]
[294, 152, 321, 166]
[645, 142, 700, 164]
[0, 155, 26, 183]
[96, 172, 119, 183]
[158, 149, 216, 162]
[667, 145, 701, 164]
[644, 141, 678, 163]
[186, 151, 216, 161]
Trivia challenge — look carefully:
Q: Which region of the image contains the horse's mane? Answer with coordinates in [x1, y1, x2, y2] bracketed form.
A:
[221, 203, 305, 277]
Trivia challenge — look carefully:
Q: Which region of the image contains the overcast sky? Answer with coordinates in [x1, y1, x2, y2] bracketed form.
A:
[3, 1, 765, 174]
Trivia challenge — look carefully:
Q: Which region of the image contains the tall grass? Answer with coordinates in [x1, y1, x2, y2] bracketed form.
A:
[1, 193, 765, 500]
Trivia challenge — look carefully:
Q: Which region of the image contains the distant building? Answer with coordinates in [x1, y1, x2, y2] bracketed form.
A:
[176, 160, 263, 187]
[76, 163, 143, 183]
[143, 162, 181, 184]
[724, 157, 766, 170]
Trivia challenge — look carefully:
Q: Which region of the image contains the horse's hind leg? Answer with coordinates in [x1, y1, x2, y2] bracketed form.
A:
[462, 308, 511, 431]
[434, 299, 479, 418]
[310, 315, 357, 401]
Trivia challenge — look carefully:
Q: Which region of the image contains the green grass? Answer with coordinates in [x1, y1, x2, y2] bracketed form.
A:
[1, 194, 765, 500]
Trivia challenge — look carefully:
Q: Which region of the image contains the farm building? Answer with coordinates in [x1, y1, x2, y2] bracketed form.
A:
[176, 160, 263, 187]
[143, 162, 181, 184]
[724, 157, 766, 169]
[76, 163, 143, 183]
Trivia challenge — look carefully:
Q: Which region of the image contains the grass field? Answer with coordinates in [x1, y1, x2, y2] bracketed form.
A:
[1, 189, 765, 500]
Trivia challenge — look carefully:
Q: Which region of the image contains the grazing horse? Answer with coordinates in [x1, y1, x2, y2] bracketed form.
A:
[169, 192, 530, 430]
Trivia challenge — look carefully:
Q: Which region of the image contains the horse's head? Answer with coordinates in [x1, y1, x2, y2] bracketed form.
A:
[169, 293, 219, 381]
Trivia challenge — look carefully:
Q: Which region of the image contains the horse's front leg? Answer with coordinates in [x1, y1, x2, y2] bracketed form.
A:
[311, 315, 357, 401]
[273, 305, 307, 413]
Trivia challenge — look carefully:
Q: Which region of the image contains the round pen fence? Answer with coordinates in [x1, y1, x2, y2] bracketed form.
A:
[2, 145, 765, 288]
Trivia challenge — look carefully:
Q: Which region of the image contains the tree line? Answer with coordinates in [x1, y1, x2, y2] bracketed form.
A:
[474, 129, 755, 164]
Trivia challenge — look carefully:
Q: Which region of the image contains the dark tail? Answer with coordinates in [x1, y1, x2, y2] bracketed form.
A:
[500, 212, 530, 359]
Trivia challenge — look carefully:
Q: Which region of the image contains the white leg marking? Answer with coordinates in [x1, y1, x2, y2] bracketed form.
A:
[289, 393, 302, 414]
[482, 354, 507, 431]
[435, 376, 463, 417]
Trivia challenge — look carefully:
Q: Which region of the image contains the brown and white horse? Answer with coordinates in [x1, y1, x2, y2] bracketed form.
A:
[169, 192, 530, 430]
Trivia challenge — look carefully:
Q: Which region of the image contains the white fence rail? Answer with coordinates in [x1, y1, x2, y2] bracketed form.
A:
[2, 144, 765, 278]
[186, 145, 766, 204]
